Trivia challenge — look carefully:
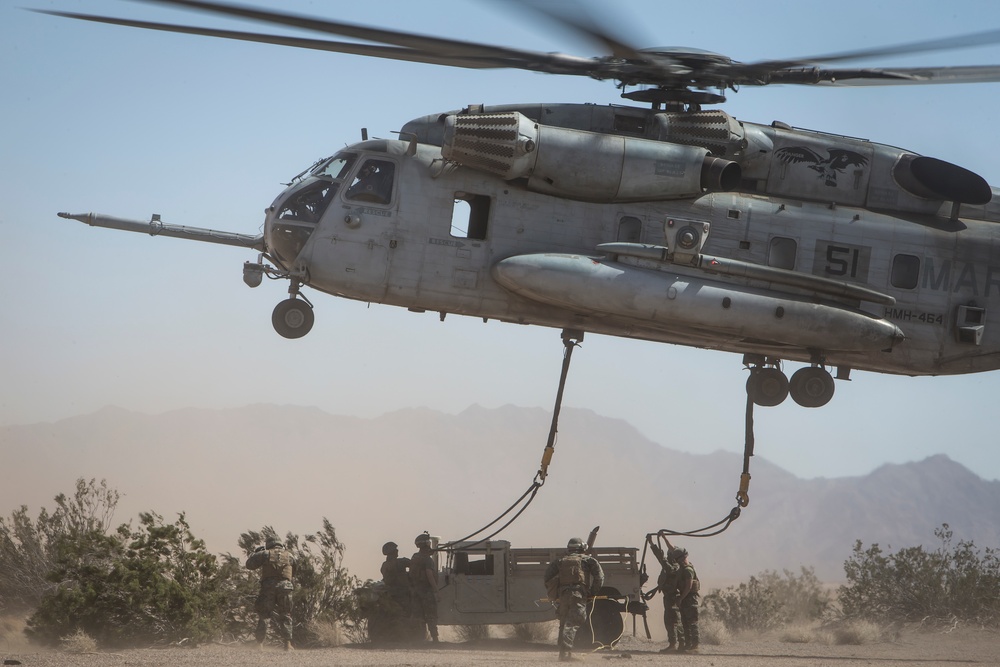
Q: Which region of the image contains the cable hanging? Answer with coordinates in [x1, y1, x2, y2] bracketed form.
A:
[439, 329, 583, 552]
[643, 386, 757, 553]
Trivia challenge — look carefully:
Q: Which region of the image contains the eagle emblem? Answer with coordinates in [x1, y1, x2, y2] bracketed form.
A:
[775, 147, 869, 187]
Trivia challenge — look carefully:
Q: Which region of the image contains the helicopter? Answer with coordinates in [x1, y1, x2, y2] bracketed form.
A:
[37, 0, 1000, 410]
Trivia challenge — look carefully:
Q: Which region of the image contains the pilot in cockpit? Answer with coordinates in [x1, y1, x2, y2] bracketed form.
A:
[347, 161, 393, 204]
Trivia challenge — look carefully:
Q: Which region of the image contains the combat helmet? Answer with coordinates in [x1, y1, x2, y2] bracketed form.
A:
[382, 541, 398, 556]
[265, 536, 281, 549]
[414, 532, 433, 549]
[566, 537, 585, 553]
[670, 547, 688, 561]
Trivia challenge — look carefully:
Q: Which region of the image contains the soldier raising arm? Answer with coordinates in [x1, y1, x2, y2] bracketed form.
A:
[544, 537, 605, 662]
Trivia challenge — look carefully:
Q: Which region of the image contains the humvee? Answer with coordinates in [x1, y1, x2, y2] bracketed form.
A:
[360, 537, 650, 647]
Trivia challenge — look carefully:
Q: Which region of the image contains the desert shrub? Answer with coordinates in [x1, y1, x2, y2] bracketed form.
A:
[839, 524, 1000, 626]
[759, 567, 831, 622]
[234, 519, 363, 647]
[0, 479, 119, 613]
[306, 618, 344, 647]
[703, 567, 830, 632]
[697, 615, 730, 645]
[25, 511, 228, 648]
[60, 628, 98, 653]
[779, 623, 813, 643]
[703, 574, 780, 632]
[454, 624, 491, 641]
[507, 622, 552, 642]
[8, 481, 364, 650]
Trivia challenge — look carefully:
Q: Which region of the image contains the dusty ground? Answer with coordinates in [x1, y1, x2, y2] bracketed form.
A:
[3, 626, 998, 667]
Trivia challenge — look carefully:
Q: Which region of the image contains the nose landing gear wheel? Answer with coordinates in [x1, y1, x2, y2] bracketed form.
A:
[789, 366, 835, 407]
[746, 367, 789, 407]
[272, 298, 314, 339]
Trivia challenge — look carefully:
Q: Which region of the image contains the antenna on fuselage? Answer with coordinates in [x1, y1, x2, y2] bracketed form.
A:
[361, 127, 368, 141]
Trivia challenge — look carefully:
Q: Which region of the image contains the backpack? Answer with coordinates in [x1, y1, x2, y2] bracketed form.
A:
[684, 564, 700, 594]
[559, 554, 588, 587]
[545, 553, 590, 600]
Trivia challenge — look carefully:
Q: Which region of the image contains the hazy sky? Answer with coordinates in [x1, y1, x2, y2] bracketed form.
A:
[3, 0, 1000, 481]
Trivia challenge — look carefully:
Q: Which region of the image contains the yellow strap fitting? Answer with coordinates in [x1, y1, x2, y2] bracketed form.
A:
[538, 446, 554, 480]
[737, 472, 751, 507]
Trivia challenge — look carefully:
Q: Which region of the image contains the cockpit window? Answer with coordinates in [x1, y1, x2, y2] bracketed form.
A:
[270, 181, 337, 268]
[311, 153, 356, 180]
[345, 159, 396, 205]
[278, 182, 338, 223]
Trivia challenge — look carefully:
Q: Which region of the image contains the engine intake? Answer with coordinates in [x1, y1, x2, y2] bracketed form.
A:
[442, 111, 740, 203]
[893, 154, 992, 205]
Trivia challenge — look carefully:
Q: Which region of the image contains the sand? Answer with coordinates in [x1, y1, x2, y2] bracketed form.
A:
[3, 625, 998, 667]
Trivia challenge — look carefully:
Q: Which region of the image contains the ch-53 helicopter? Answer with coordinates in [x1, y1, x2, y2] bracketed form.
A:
[41, 0, 1000, 410]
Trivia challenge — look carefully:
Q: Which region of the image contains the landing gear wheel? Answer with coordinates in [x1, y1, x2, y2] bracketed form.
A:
[746, 367, 789, 407]
[789, 366, 835, 408]
[272, 298, 314, 339]
[574, 598, 624, 649]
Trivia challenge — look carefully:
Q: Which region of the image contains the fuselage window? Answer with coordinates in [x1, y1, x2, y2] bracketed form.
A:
[451, 193, 491, 240]
[617, 216, 642, 243]
[345, 159, 396, 205]
[890, 253, 920, 289]
[767, 236, 797, 270]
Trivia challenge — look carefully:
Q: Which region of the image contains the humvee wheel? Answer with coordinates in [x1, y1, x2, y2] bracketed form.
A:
[574, 598, 624, 648]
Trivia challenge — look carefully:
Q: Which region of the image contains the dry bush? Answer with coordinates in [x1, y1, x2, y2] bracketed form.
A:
[698, 616, 730, 645]
[832, 619, 883, 645]
[506, 622, 552, 642]
[453, 624, 491, 642]
[60, 628, 97, 653]
[779, 623, 814, 643]
[840, 525, 1000, 627]
[307, 618, 343, 647]
[812, 629, 836, 645]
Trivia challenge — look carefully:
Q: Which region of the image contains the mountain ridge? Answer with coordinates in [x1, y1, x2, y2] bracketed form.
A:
[3, 404, 997, 585]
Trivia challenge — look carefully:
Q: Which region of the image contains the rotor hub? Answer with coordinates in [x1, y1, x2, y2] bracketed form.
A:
[621, 87, 726, 107]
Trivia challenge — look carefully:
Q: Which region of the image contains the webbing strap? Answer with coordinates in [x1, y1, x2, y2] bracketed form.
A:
[440, 330, 582, 552]
[642, 389, 758, 554]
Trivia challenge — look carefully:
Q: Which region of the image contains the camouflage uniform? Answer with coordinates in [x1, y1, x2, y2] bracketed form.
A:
[409, 540, 439, 642]
[657, 560, 684, 649]
[676, 558, 701, 651]
[245, 540, 294, 648]
[380, 552, 412, 615]
[544, 540, 605, 661]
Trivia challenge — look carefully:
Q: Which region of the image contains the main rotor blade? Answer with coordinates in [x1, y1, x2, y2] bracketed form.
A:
[127, 0, 594, 71]
[816, 65, 1000, 86]
[502, 0, 647, 61]
[34, 10, 514, 69]
[39, 2, 608, 78]
[750, 27, 1000, 72]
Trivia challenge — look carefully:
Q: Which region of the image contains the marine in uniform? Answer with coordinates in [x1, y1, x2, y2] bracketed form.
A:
[674, 547, 701, 652]
[245, 535, 295, 650]
[650, 539, 684, 652]
[543, 537, 605, 662]
[409, 532, 440, 642]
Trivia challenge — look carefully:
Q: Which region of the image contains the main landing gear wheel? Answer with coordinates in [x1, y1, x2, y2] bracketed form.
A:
[746, 367, 789, 407]
[272, 298, 314, 339]
[789, 366, 835, 408]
